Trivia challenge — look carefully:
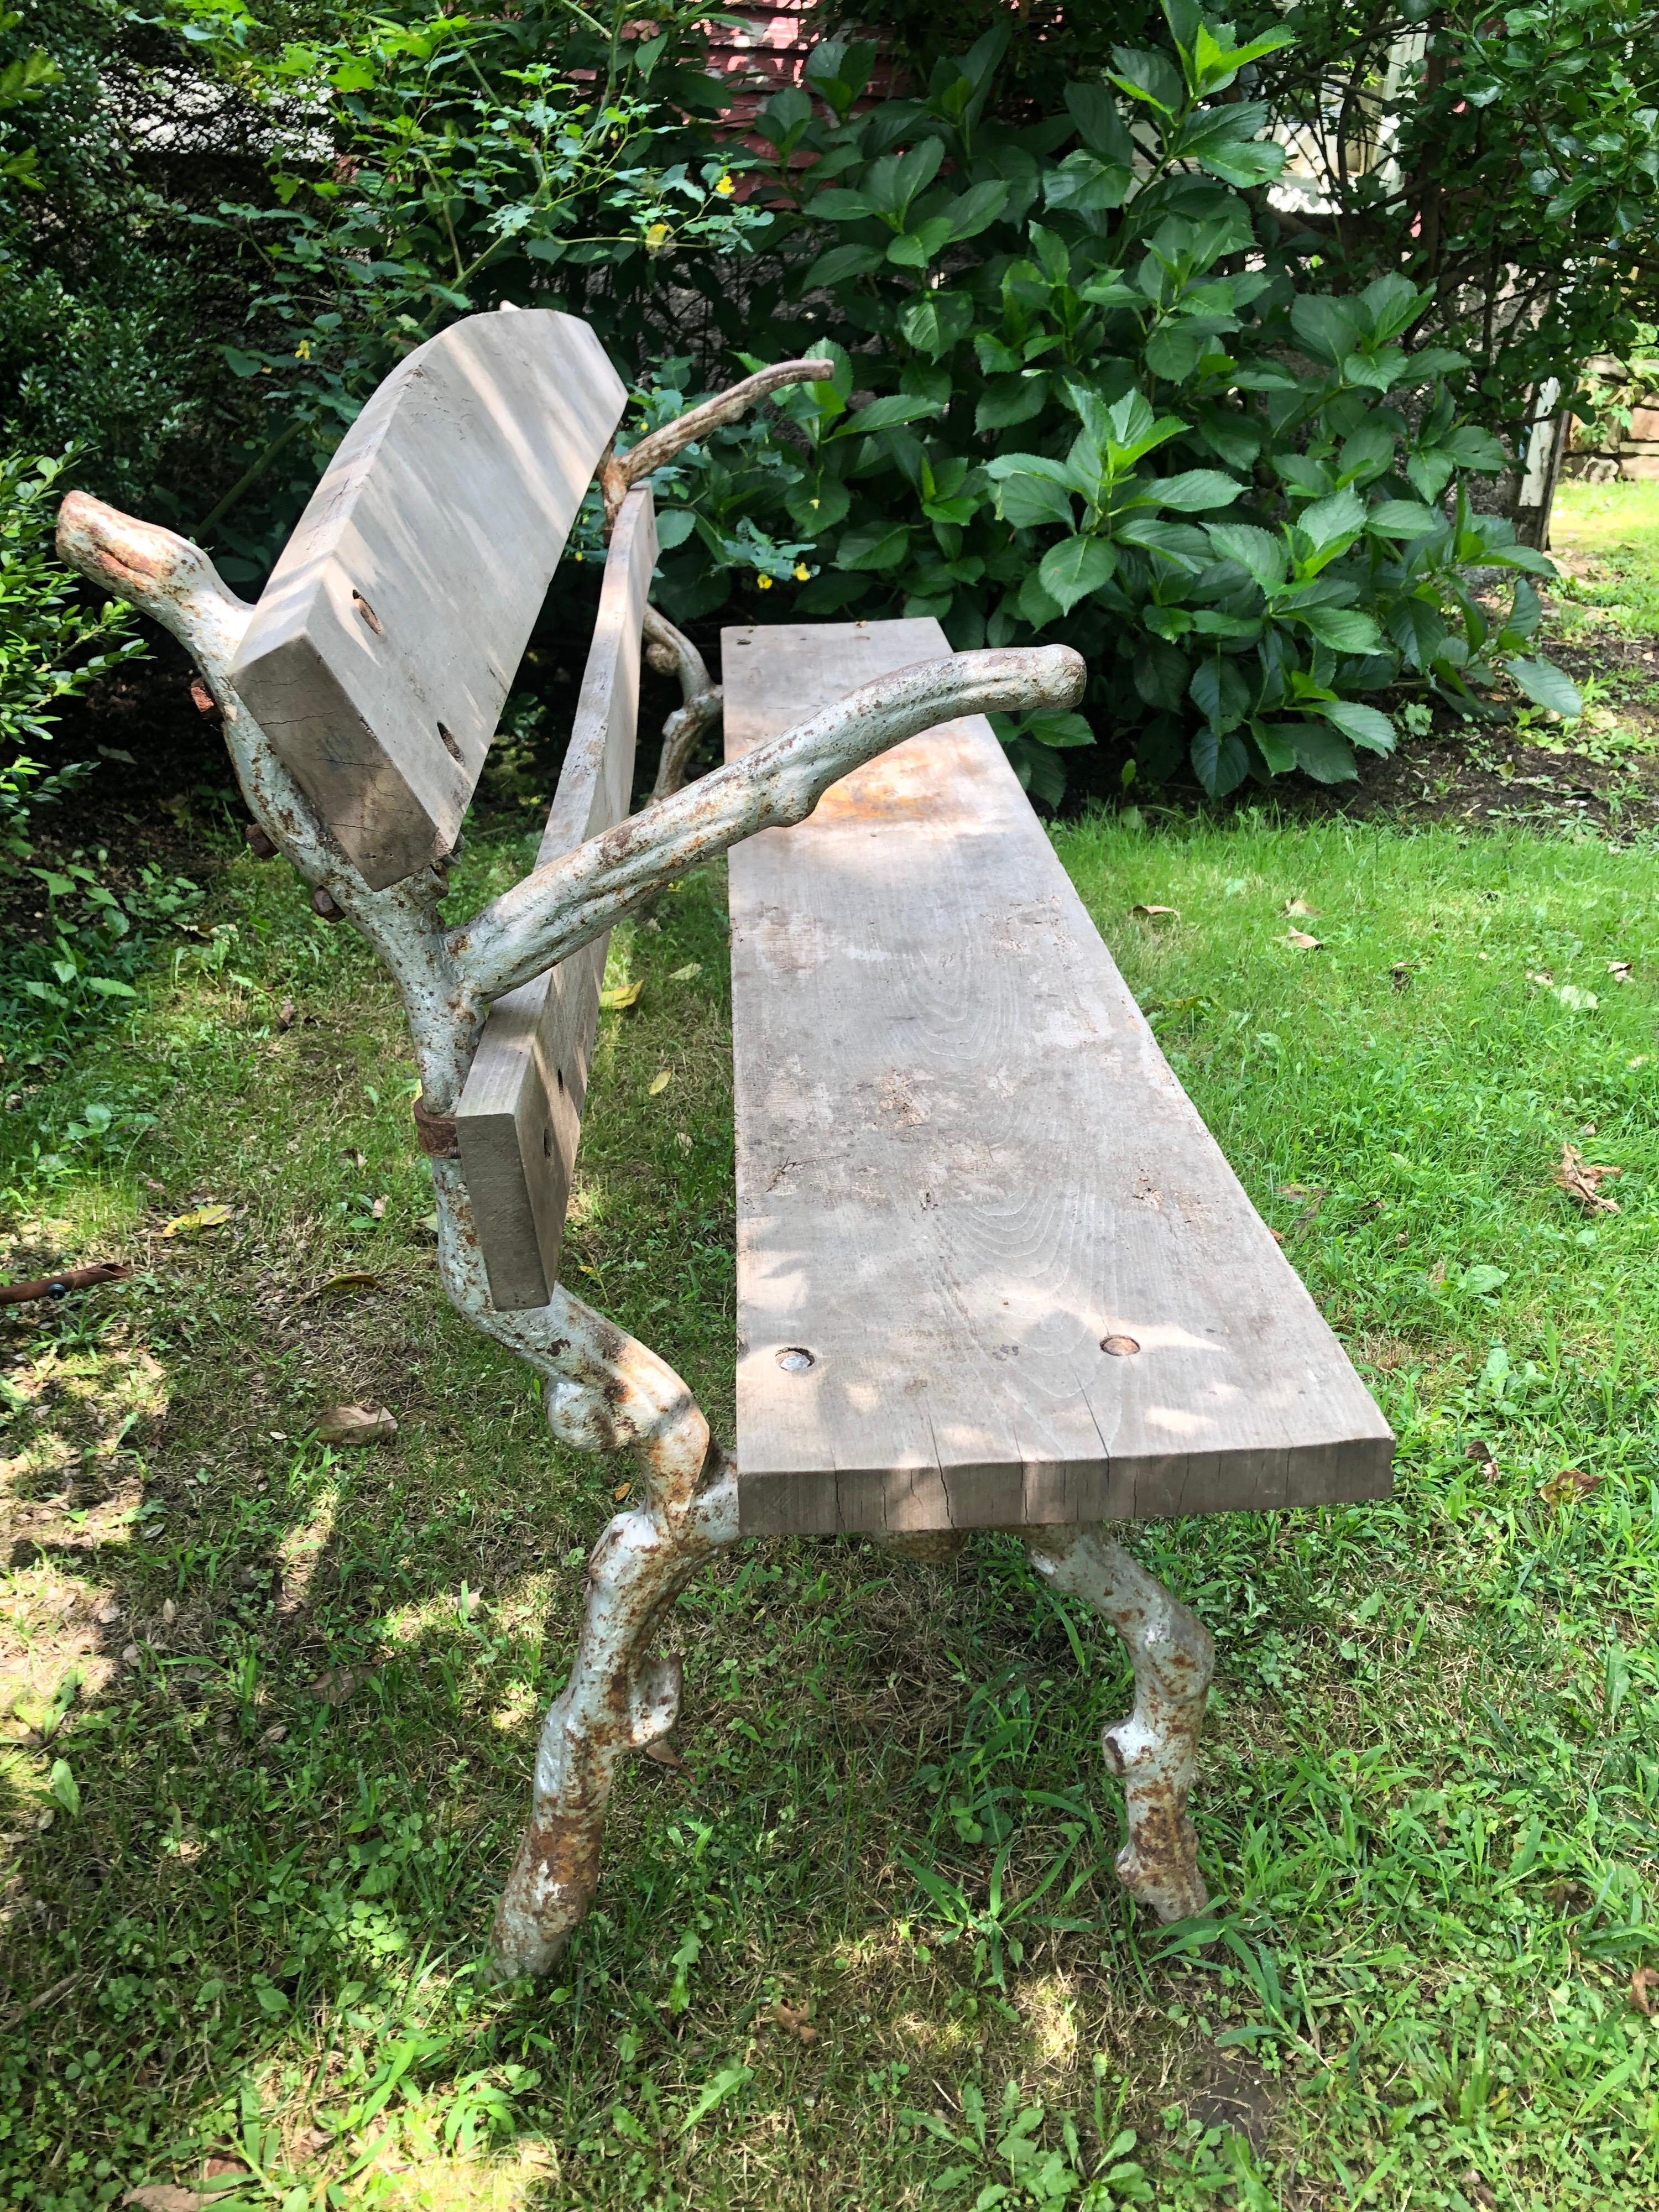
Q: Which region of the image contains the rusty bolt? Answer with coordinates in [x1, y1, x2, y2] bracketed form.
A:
[244, 822, 277, 859]
[311, 886, 343, 921]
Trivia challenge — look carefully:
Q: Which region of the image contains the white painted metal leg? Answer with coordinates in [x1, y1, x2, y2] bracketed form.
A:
[492, 1438, 738, 1977]
[1024, 1525, 1214, 1923]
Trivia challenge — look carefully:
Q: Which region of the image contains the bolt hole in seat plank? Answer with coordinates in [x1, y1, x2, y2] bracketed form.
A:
[723, 618, 1392, 1538]
[58, 305, 1391, 1974]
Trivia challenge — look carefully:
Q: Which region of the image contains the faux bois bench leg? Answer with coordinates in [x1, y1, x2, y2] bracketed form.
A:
[1024, 1526, 1214, 1925]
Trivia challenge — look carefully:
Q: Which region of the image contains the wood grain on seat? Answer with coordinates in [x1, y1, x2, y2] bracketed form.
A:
[723, 619, 1393, 1537]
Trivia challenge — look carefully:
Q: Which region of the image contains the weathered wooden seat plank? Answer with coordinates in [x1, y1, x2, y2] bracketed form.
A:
[230, 310, 626, 888]
[724, 619, 1393, 1538]
[455, 485, 657, 1310]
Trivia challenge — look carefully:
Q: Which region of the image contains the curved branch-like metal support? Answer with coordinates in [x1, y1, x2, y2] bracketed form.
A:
[601, 359, 834, 528]
[643, 603, 722, 802]
[55, 453, 1084, 1977]
[450, 643, 1086, 1004]
[1025, 1525, 1214, 1924]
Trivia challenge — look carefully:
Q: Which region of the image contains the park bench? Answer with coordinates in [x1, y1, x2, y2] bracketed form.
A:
[58, 306, 1392, 1979]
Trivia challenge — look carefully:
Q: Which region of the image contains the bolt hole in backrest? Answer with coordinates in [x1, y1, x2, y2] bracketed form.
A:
[229, 311, 628, 889]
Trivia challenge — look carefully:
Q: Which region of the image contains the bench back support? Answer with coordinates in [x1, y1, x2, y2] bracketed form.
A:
[455, 486, 657, 1309]
[230, 310, 626, 889]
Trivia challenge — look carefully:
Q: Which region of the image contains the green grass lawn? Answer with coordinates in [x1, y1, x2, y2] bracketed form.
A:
[3, 799, 1658, 2211]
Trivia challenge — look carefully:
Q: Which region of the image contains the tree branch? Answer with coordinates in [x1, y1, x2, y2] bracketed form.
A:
[448, 645, 1087, 1003]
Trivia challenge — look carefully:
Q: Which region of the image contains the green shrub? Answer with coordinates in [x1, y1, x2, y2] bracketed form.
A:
[0, 450, 144, 844]
[635, 9, 1580, 799]
[0, 448, 205, 1069]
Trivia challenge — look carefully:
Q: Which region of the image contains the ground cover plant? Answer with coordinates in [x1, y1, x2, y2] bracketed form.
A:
[2, 749, 1657, 2208]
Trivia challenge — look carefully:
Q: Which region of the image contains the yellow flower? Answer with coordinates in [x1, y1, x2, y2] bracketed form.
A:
[792, 563, 810, 581]
[645, 221, 670, 252]
[294, 340, 311, 360]
[714, 172, 735, 197]
[756, 572, 774, 589]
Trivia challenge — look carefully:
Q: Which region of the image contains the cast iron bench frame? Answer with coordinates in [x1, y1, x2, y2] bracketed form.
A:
[59, 306, 1390, 1977]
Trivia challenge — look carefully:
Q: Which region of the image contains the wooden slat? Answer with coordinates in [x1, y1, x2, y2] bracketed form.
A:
[455, 487, 657, 1311]
[230, 310, 627, 889]
[723, 619, 1394, 1536]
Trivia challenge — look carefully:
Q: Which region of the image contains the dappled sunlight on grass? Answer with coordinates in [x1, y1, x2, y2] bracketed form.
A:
[1, 822, 1656, 2208]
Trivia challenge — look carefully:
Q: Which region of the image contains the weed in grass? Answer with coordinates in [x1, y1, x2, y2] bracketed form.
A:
[0, 815, 1656, 2208]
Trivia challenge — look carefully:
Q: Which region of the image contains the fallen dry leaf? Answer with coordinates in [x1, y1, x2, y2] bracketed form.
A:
[1284, 929, 1322, 951]
[644, 1739, 692, 1777]
[341, 1149, 366, 1169]
[1608, 959, 1633, 983]
[612, 1480, 632, 1501]
[1466, 1439, 1499, 1481]
[648, 1071, 672, 1096]
[161, 1598, 176, 1627]
[599, 978, 644, 1010]
[1526, 968, 1553, 988]
[260, 1723, 287, 1745]
[1282, 898, 1322, 918]
[1128, 904, 1179, 923]
[369, 1196, 387, 1220]
[1630, 1966, 1659, 2016]
[201, 2163, 249, 2183]
[315, 1404, 398, 1446]
[160, 1204, 231, 1239]
[310, 1668, 358, 1706]
[124, 2190, 214, 2212]
[1458, 2173, 1498, 2212]
[769, 1997, 818, 2044]
[278, 998, 297, 1029]
[1553, 1142, 1622, 1214]
[669, 962, 702, 982]
[1538, 1467, 1604, 1507]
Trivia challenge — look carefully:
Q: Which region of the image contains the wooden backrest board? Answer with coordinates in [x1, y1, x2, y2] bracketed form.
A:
[230, 311, 627, 888]
[455, 487, 656, 1310]
[724, 619, 1394, 1537]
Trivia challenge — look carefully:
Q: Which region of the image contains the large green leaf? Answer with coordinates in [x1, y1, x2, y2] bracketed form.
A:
[1297, 487, 1366, 550]
[1368, 500, 1444, 539]
[1389, 594, 1449, 670]
[1190, 725, 1250, 797]
[1321, 700, 1397, 754]
[1296, 605, 1382, 651]
[975, 375, 1049, 432]
[1138, 470, 1243, 512]
[1043, 149, 1132, 214]
[1205, 523, 1287, 587]
[1506, 656, 1583, 718]
[836, 524, 912, 571]
[1290, 294, 1365, 367]
[1063, 80, 1135, 163]
[1292, 723, 1359, 783]
[1038, 534, 1116, 612]
[899, 291, 974, 359]
[994, 471, 1074, 530]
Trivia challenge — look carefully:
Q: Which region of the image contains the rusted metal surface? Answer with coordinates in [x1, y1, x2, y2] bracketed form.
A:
[411, 1099, 460, 1158]
[1024, 1524, 1214, 1924]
